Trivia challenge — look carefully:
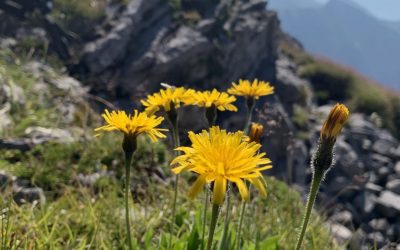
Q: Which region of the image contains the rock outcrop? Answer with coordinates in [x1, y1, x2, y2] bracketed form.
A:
[77, 0, 279, 100]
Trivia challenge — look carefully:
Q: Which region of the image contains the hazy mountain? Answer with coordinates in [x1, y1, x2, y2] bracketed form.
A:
[269, 0, 400, 90]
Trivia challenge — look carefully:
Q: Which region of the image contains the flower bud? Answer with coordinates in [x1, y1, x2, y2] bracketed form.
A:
[249, 122, 264, 143]
[321, 103, 349, 142]
[313, 103, 350, 175]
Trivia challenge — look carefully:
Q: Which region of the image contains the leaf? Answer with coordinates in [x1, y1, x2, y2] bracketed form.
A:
[187, 224, 200, 250]
[259, 236, 279, 250]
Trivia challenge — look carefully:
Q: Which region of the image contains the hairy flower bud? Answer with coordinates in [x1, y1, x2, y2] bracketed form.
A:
[321, 103, 349, 142]
[313, 103, 350, 175]
[249, 122, 264, 143]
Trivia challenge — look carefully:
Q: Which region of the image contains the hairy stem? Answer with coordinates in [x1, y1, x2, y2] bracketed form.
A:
[219, 183, 231, 250]
[295, 170, 323, 250]
[168, 117, 180, 250]
[124, 152, 133, 250]
[201, 189, 209, 250]
[236, 199, 247, 250]
[207, 204, 220, 250]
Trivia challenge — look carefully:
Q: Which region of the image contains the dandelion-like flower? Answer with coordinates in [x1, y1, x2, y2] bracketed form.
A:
[228, 79, 274, 99]
[320, 103, 350, 141]
[186, 89, 237, 112]
[171, 126, 272, 205]
[141, 87, 194, 115]
[95, 109, 168, 142]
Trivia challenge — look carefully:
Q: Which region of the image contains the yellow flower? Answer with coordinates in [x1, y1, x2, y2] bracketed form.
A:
[95, 109, 168, 142]
[171, 126, 272, 205]
[321, 103, 349, 141]
[249, 122, 264, 143]
[228, 79, 274, 99]
[141, 87, 194, 115]
[185, 89, 237, 112]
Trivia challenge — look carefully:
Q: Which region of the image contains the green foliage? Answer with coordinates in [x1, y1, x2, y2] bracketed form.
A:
[0, 175, 337, 249]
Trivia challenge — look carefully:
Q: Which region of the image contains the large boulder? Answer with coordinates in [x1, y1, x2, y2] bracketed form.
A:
[78, 0, 280, 99]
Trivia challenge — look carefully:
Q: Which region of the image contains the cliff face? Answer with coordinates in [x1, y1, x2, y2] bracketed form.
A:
[77, 0, 280, 98]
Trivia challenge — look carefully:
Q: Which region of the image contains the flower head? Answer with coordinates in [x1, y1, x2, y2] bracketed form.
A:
[141, 87, 194, 115]
[185, 89, 237, 112]
[228, 79, 274, 99]
[249, 123, 264, 143]
[171, 126, 272, 205]
[95, 109, 168, 142]
[320, 103, 349, 141]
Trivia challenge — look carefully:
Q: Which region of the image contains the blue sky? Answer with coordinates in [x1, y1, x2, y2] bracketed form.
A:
[315, 0, 400, 21]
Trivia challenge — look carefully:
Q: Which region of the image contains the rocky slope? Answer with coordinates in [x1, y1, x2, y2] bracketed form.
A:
[0, 0, 399, 248]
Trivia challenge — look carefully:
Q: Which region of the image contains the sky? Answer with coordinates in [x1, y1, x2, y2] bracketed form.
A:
[315, 0, 400, 21]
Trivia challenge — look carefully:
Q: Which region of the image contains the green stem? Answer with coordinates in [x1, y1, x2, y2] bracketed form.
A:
[207, 204, 220, 250]
[206, 107, 217, 127]
[169, 118, 180, 250]
[236, 199, 247, 250]
[124, 152, 134, 250]
[295, 170, 323, 250]
[200, 189, 209, 250]
[244, 98, 255, 134]
[218, 184, 231, 250]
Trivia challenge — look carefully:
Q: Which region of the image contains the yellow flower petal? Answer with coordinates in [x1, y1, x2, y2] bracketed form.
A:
[188, 175, 207, 199]
[213, 176, 227, 205]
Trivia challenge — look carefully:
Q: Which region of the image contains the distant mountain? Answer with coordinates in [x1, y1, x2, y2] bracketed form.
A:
[269, 0, 400, 90]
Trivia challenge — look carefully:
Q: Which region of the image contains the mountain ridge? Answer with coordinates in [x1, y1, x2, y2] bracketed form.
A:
[270, 0, 400, 90]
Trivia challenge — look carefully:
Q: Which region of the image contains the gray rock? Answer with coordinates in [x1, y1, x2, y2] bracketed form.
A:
[375, 191, 400, 218]
[51, 76, 87, 97]
[372, 137, 399, 158]
[80, 0, 171, 74]
[24, 126, 75, 145]
[0, 104, 12, 133]
[330, 210, 353, 227]
[365, 182, 383, 195]
[275, 53, 312, 114]
[370, 154, 393, 170]
[335, 139, 364, 177]
[354, 191, 377, 218]
[368, 218, 388, 232]
[13, 187, 46, 205]
[395, 162, 400, 175]
[330, 223, 353, 245]
[366, 232, 386, 248]
[0, 38, 17, 49]
[76, 171, 113, 188]
[0, 171, 13, 190]
[0, 79, 26, 105]
[0, 138, 32, 151]
[386, 179, 400, 195]
[387, 224, 400, 242]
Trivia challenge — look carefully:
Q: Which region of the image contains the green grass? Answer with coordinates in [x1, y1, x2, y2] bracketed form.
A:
[0, 172, 337, 249]
[281, 42, 400, 137]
